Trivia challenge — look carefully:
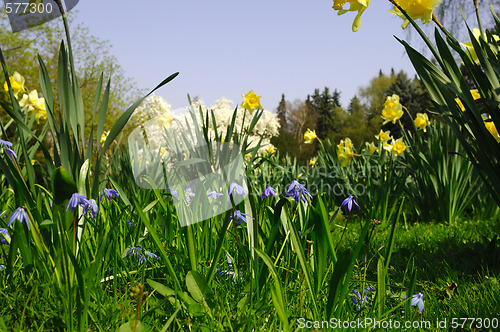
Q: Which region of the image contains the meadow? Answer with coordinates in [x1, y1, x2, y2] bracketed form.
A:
[1, 0, 500, 331]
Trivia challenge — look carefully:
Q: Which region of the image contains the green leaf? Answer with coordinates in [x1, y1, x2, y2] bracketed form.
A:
[51, 166, 78, 205]
[186, 270, 214, 307]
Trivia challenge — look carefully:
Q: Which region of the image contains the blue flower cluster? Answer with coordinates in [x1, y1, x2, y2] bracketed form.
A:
[124, 246, 160, 266]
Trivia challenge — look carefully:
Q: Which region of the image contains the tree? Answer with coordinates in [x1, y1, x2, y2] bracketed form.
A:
[340, 95, 369, 147]
[276, 93, 287, 131]
[307, 87, 342, 139]
[0, 11, 143, 138]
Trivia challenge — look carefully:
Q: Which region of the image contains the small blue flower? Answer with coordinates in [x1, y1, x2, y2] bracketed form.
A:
[228, 182, 247, 198]
[285, 180, 312, 203]
[207, 190, 223, 200]
[0, 265, 5, 271]
[8, 207, 30, 229]
[102, 188, 119, 202]
[352, 286, 376, 309]
[217, 253, 241, 282]
[0, 228, 10, 245]
[0, 140, 12, 147]
[262, 185, 276, 200]
[166, 188, 179, 202]
[185, 185, 196, 204]
[124, 246, 147, 265]
[86, 199, 98, 218]
[145, 250, 159, 260]
[230, 210, 253, 226]
[66, 193, 89, 213]
[0, 140, 16, 159]
[341, 195, 360, 213]
[411, 292, 425, 314]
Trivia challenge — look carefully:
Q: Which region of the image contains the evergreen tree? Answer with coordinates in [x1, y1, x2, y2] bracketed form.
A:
[308, 87, 342, 139]
[276, 93, 287, 131]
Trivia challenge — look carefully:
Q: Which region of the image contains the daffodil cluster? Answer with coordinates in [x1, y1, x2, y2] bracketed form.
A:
[3, 71, 47, 124]
[337, 137, 355, 167]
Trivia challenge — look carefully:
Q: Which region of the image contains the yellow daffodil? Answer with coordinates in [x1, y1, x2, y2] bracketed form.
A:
[455, 89, 481, 111]
[381, 94, 404, 124]
[309, 158, 317, 166]
[337, 137, 355, 167]
[414, 113, 429, 132]
[101, 131, 109, 145]
[19, 90, 47, 123]
[392, 139, 406, 155]
[461, 28, 500, 65]
[3, 71, 25, 98]
[240, 90, 262, 114]
[364, 141, 377, 154]
[157, 114, 173, 128]
[375, 130, 391, 143]
[337, 146, 355, 167]
[304, 129, 318, 144]
[267, 146, 276, 154]
[389, 0, 442, 30]
[333, 0, 369, 32]
[384, 138, 406, 157]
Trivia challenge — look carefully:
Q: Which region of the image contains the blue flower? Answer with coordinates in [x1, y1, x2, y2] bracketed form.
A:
[341, 195, 360, 213]
[228, 182, 247, 198]
[166, 188, 179, 202]
[217, 253, 241, 282]
[8, 207, 30, 229]
[86, 199, 98, 218]
[207, 190, 223, 200]
[124, 246, 146, 265]
[66, 193, 89, 213]
[262, 185, 276, 200]
[352, 286, 375, 309]
[411, 292, 425, 314]
[0, 228, 10, 245]
[0, 140, 12, 147]
[230, 210, 253, 226]
[285, 180, 312, 203]
[145, 250, 159, 260]
[124, 246, 159, 266]
[102, 188, 119, 202]
[0, 265, 5, 271]
[184, 185, 196, 204]
[0, 140, 16, 159]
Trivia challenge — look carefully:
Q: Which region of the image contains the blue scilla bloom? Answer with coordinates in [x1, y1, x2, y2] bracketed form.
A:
[145, 250, 159, 260]
[228, 182, 247, 198]
[184, 185, 196, 204]
[8, 207, 30, 229]
[207, 190, 223, 200]
[124, 246, 147, 265]
[0, 265, 5, 271]
[166, 188, 180, 202]
[411, 292, 425, 314]
[0, 228, 10, 245]
[341, 195, 360, 213]
[0, 140, 16, 159]
[86, 199, 98, 218]
[102, 188, 119, 202]
[285, 180, 312, 203]
[262, 185, 276, 200]
[230, 210, 253, 226]
[66, 193, 89, 213]
[352, 285, 375, 309]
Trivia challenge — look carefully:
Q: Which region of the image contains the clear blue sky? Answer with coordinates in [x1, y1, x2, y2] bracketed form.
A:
[72, 1, 417, 111]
